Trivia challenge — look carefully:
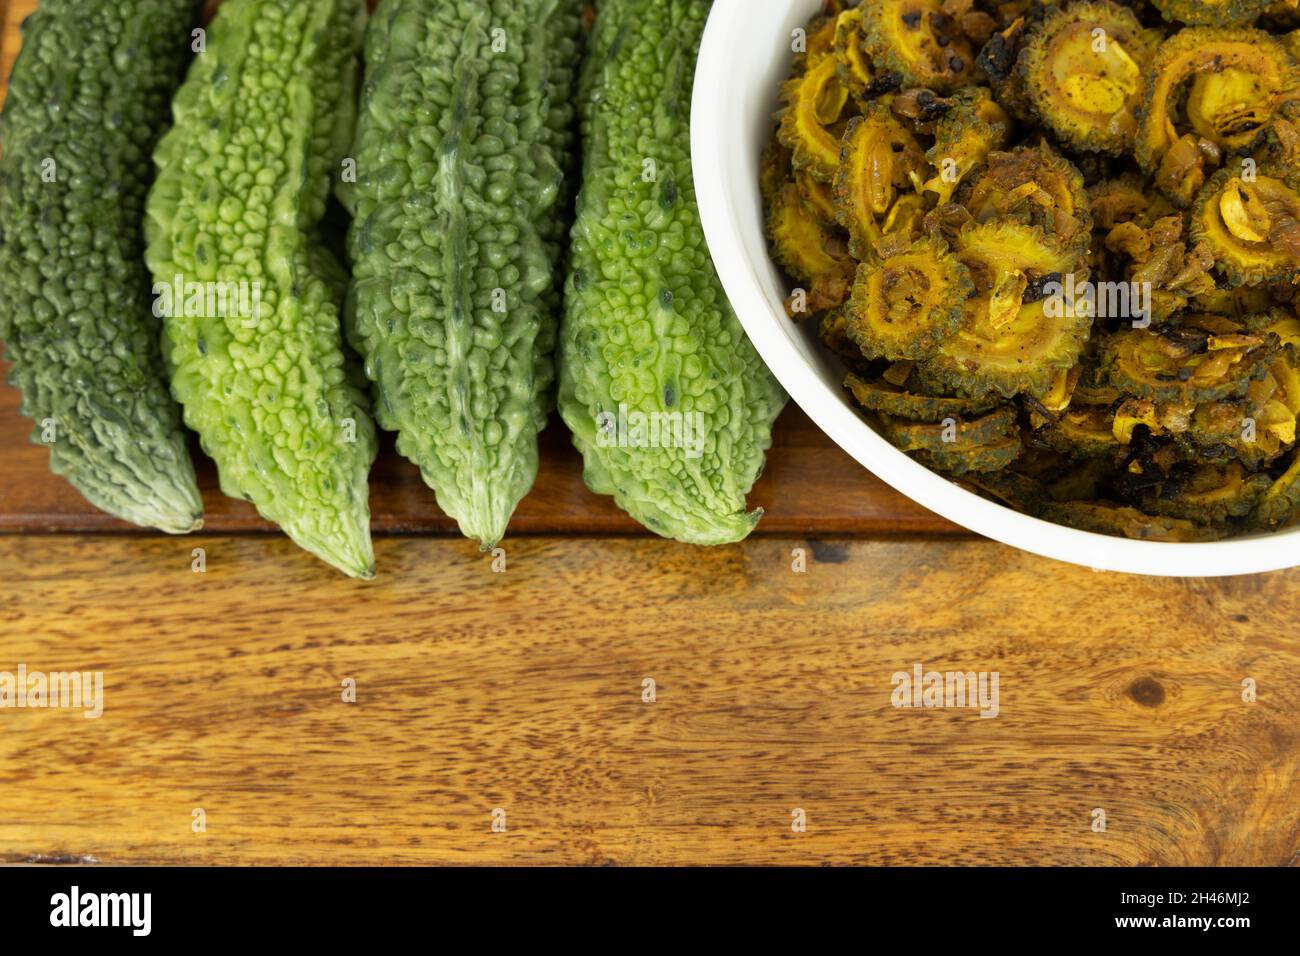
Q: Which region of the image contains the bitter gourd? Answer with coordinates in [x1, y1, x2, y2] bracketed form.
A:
[0, 0, 204, 533]
[145, 0, 378, 578]
[344, 0, 582, 549]
[560, 0, 786, 545]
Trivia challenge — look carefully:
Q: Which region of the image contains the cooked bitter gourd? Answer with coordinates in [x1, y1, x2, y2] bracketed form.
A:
[146, 0, 377, 578]
[864, 0, 976, 93]
[344, 0, 582, 550]
[924, 221, 1091, 400]
[1149, 0, 1270, 28]
[762, 3, 1300, 542]
[1189, 161, 1300, 287]
[833, 104, 927, 259]
[1019, 1, 1159, 155]
[778, 45, 850, 183]
[1136, 27, 1300, 205]
[0, 0, 204, 533]
[844, 237, 972, 360]
[561, 0, 786, 545]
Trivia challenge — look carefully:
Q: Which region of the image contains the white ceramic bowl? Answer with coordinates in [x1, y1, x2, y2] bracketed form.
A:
[692, 0, 1300, 576]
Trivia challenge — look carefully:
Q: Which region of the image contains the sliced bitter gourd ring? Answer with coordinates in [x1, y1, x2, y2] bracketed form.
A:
[1019, 1, 1159, 154]
[1136, 28, 1300, 202]
[821, 309, 870, 365]
[833, 7, 875, 100]
[1039, 500, 1223, 540]
[1145, 462, 1272, 523]
[1150, 0, 1270, 27]
[844, 372, 1000, 421]
[796, 168, 839, 223]
[760, 136, 794, 210]
[778, 53, 850, 182]
[913, 434, 1023, 474]
[795, 7, 842, 73]
[960, 143, 1093, 261]
[1189, 162, 1300, 286]
[833, 105, 927, 259]
[880, 404, 1019, 450]
[864, 0, 976, 93]
[844, 237, 973, 360]
[1250, 451, 1300, 527]
[1041, 405, 1122, 458]
[1099, 325, 1278, 404]
[921, 88, 1010, 204]
[923, 221, 1091, 400]
[877, 406, 1022, 474]
[767, 184, 854, 312]
[1255, 310, 1300, 347]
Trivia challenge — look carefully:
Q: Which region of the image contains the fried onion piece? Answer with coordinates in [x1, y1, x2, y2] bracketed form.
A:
[1019, 1, 1161, 154]
[844, 237, 974, 360]
[1189, 160, 1300, 287]
[864, 0, 977, 93]
[1102, 213, 1217, 319]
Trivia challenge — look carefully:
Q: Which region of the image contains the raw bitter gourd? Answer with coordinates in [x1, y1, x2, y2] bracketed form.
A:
[146, 0, 378, 578]
[344, 0, 582, 549]
[561, 0, 786, 545]
[0, 0, 204, 533]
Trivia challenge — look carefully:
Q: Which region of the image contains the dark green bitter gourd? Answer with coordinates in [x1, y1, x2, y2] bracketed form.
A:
[146, 0, 378, 578]
[344, 0, 583, 548]
[561, 0, 787, 544]
[0, 0, 204, 533]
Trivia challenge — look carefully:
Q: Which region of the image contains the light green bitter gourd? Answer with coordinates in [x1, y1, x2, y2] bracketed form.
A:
[146, 0, 378, 577]
[0, 0, 204, 533]
[344, 0, 584, 549]
[561, 0, 787, 544]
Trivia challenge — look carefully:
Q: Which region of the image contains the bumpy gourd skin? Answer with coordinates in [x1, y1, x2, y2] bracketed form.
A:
[345, 0, 581, 549]
[0, 0, 204, 533]
[561, 0, 787, 545]
[146, 0, 378, 578]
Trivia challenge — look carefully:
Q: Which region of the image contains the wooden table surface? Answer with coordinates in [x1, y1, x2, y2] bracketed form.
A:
[2, 0, 1298, 867]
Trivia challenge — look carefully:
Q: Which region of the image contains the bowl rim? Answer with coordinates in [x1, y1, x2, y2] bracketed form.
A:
[690, 0, 1300, 577]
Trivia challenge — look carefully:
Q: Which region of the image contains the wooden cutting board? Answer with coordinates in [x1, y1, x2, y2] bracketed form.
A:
[0, 0, 960, 538]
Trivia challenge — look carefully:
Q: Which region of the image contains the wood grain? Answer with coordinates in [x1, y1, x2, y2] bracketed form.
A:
[0, 534, 1296, 866]
[0, 0, 960, 539]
